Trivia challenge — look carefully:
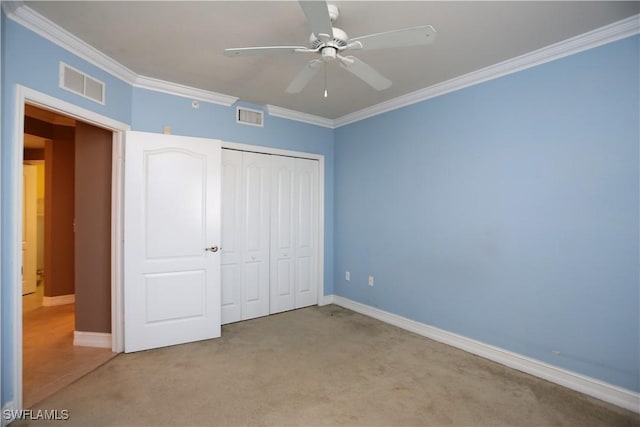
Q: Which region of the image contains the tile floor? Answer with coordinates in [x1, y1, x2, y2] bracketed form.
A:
[22, 287, 117, 408]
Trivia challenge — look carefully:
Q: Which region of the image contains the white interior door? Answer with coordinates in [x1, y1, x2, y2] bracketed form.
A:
[270, 155, 295, 314]
[294, 158, 319, 308]
[22, 164, 38, 296]
[124, 131, 221, 353]
[241, 152, 270, 320]
[221, 150, 243, 324]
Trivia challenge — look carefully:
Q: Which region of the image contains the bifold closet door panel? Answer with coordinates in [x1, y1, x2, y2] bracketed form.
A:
[242, 152, 271, 320]
[270, 155, 296, 314]
[221, 150, 243, 325]
[294, 158, 319, 308]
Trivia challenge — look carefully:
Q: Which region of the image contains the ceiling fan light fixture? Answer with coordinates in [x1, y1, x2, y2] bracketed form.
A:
[321, 46, 337, 61]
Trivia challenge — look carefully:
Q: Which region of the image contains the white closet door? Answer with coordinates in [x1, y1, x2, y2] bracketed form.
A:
[294, 158, 319, 308]
[221, 150, 243, 324]
[270, 155, 296, 314]
[242, 152, 271, 320]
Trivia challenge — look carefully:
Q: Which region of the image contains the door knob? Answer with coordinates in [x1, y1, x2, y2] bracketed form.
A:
[205, 246, 219, 253]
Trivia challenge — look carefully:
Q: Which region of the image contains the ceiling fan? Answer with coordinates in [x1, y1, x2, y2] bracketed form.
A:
[223, 1, 436, 96]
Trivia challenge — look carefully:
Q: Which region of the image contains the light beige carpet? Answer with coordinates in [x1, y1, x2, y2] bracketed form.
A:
[15, 305, 639, 426]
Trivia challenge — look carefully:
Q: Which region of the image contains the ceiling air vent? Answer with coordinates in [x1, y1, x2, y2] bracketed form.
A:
[236, 107, 263, 127]
[59, 62, 105, 105]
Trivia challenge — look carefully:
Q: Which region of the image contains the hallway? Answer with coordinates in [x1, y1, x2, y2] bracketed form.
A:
[22, 297, 117, 408]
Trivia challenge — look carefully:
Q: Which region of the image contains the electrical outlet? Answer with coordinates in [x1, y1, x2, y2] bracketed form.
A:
[345, 271, 350, 281]
[368, 276, 374, 287]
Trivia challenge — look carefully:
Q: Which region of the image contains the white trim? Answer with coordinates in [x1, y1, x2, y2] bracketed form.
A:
[11, 85, 129, 411]
[220, 141, 325, 306]
[41, 294, 75, 307]
[11, 87, 25, 414]
[4, 3, 637, 130]
[319, 294, 335, 306]
[332, 296, 640, 413]
[222, 140, 322, 161]
[110, 130, 125, 354]
[334, 14, 640, 127]
[2, 3, 238, 108]
[2, 1, 137, 84]
[133, 75, 238, 107]
[20, 86, 131, 132]
[266, 105, 334, 129]
[73, 331, 112, 348]
[1, 401, 18, 427]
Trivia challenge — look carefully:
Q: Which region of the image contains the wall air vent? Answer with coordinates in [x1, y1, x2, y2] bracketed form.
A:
[236, 107, 264, 127]
[59, 62, 105, 105]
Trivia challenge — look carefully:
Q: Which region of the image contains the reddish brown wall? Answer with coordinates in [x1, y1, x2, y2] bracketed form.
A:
[74, 122, 112, 333]
[44, 126, 75, 297]
[24, 148, 45, 161]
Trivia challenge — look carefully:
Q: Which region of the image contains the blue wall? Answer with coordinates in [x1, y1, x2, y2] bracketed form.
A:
[1, 16, 134, 406]
[1, 8, 638, 410]
[334, 35, 639, 392]
[0, 16, 333, 407]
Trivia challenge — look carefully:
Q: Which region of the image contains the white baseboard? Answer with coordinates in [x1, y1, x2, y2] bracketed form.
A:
[319, 294, 335, 306]
[332, 295, 640, 413]
[42, 294, 75, 306]
[1, 400, 18, 427]
[73, 331, 112, 348]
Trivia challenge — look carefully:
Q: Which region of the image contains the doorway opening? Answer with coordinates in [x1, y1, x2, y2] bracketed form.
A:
[9, 86, 128, 412]
[21, 104, 117, 407]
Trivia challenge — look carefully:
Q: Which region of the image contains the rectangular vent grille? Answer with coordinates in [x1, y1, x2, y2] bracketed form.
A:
[59, 62, 105, 105]
[236, 107, 264, 127]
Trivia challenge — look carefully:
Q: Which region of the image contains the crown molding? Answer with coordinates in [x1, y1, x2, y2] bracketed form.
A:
[4, 2, 637, 129]
[266, 104, 334, 128]
[3, 1, 138, 83]
[134, 75, 238, 106]
[334, 14, 640, 128]
[4, 2, 239, 107]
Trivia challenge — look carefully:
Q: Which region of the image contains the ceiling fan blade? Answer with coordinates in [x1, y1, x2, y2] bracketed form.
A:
[348, 25, 436, 51]
[224, 46, 311, 57]
[286, 59, 322, 94]
[339, 56, 392, 91]
[298, 1, 334, 40]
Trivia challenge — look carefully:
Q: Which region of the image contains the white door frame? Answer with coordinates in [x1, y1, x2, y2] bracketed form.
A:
[221, 141, 326, 306]
[10, 85, 129, 410]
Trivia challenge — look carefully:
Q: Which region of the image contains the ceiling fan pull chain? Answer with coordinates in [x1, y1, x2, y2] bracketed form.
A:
[323, 62, 328, 98]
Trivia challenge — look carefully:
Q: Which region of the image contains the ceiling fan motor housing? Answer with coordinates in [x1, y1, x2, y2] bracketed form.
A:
[309, 27, 349, 50]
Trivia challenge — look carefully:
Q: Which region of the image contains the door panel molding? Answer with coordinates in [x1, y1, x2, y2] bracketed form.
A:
[123, 131, 221, 352]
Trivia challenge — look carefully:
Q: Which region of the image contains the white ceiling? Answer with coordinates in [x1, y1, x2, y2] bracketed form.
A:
[23, 1, 640, 120]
